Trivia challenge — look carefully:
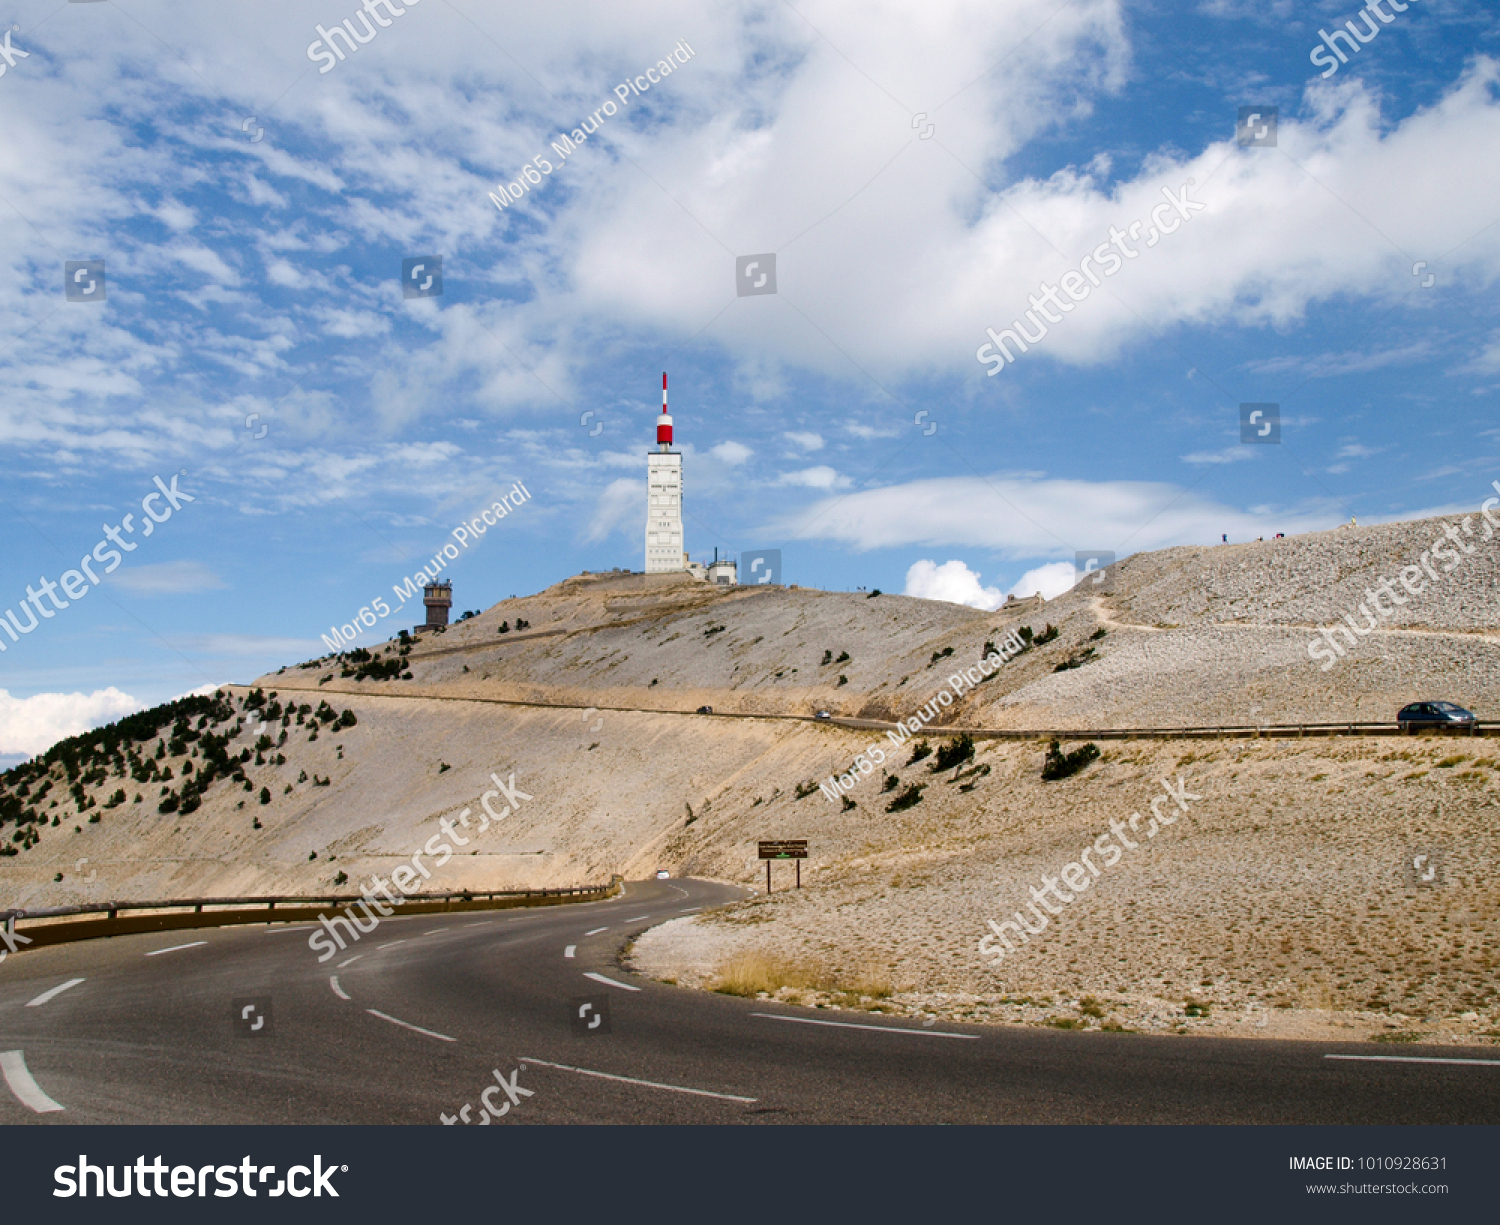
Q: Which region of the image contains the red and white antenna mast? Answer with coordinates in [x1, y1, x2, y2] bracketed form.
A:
[657, 371, 673, 450]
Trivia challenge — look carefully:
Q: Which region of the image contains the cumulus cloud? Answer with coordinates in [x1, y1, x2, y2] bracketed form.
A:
[711, 440, 753, 464]
[904, 559, 1005, 610]
[0, 688, 142, 759]
[1009, 561, 1077, 600]
[777, 466, 850, 490]
[785, 432, 824, 451]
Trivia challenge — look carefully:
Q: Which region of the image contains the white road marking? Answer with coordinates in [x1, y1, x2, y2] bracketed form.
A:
[462, 921, 491, 928]
[1325, 1054, 1500, 1067]
[677, 906, 702, 913]
[0, 1051, 64, 1112]
[564, 945, 576, 958]
[145, 941, 207, 956]
[423, 928, 444, 936]
[365, 1009, 456, 1043]
[376, 940, 406, 950]
[517, 1056, 755, 1103]
[583, 972, 641, 992]
[26, 979, 84, 1007]
[584, 927, 609, 936]
[263, 925, 314, 934]
[337, 954, 364, 968]
[329, 976, 350, 1001]
[625, 915, 650, 922]
[750, 1012, 979, 1039]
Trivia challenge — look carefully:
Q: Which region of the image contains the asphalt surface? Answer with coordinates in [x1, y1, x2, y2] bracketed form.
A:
[1, 877, 1497, 1125]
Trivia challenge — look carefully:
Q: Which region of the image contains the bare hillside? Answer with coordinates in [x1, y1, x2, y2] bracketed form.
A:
[2, 516, 1497, 1044]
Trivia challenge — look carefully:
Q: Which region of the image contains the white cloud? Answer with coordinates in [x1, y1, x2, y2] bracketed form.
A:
[584, 477, 644, 544]
[711, 440, 753, 464]
[778, 465, 850, 490]
[764, 473, 1332, 554]
[1010, 561, 1076, 600]
[0, 687, 143, 758]
[904, 559, 1005, 610]
[110, 561, 227, 596]
[1182, 446, 1256, 465]
[785, 431, 824, 451]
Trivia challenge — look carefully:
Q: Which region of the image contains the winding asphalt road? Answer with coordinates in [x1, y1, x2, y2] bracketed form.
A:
[1, 877, 1496, 1125]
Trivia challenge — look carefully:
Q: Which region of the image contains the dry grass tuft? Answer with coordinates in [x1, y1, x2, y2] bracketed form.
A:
[711, 951, 815, 996]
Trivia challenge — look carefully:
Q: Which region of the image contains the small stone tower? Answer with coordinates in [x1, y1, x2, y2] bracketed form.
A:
[420, 581, 452, 631]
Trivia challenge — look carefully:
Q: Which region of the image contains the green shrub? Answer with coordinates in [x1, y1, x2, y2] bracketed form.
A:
[907, 741, 932, 765]
[886, 783, 925, 813]
[931, 734, 975, 772]
[1054, 646, 1097, 672]
[1041, 740, 1100, 781]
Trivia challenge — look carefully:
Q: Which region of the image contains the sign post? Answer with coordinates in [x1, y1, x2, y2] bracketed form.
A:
[757, 840, 808, 893]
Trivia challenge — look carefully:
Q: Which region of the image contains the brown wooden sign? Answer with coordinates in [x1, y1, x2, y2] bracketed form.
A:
[758, 840, 808, 859]
[758, 840, 808, 893]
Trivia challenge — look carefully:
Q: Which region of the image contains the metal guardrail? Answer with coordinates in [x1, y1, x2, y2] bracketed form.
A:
[0, 878, 622, 953]
[831, 718, 1493, 742]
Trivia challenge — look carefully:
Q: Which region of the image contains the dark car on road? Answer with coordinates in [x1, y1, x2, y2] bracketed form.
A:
[696, 705, 713, 715]
[1397, 701, 1475, 733]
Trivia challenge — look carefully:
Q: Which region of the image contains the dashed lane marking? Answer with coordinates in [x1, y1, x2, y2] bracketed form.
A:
[145, 941, 207, 956]
[0, 1051, 63, 1112]
[376, 940, 406, 950]
[337, 954, 364, 968]
[584, 927, 609, 936]
[624, 915, 650, 922]
[517, 1056, 755, 1103]
[365, 1009, 456, 1043]
[26, 979, 84, 1007]
[677, 907, 702, 913]
[263, 926, 314, 934]
[564, 945, 576, 958]
[1325, 1054, 1500, 1067]
[750, 1013, 980, 1039]
[583, 972, 641, 992]
[330, 976, 350, 1001]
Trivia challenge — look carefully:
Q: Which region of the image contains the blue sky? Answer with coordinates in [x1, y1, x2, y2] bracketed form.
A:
[2, 0, 1499, 762]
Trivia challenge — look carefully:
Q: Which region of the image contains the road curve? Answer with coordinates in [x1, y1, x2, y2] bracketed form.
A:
[0, 878, 1496, 1125]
